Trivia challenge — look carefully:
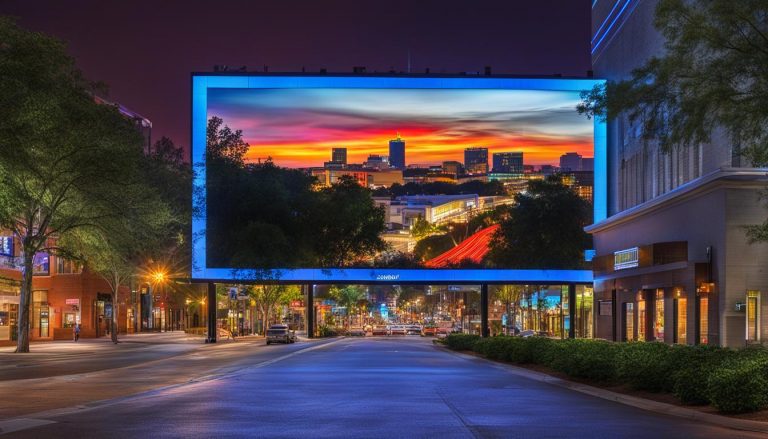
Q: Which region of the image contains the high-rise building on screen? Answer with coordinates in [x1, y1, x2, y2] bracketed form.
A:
[442, 160, 464, 177]
[332, 147, 347, 165]
[559, 152, 582, 172]
[389, 134, 405, 169]
[492, 152, 523, 174]
[464, 147, 488, 174]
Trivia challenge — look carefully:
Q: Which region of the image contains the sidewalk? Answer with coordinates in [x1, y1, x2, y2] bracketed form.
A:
[441, 345, 768, 435]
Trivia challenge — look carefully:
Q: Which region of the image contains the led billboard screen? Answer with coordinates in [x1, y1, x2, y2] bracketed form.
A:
[192, 75, 605, 283]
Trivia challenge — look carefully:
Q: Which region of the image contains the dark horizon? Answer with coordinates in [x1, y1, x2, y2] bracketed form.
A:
[0, 0, 592, 154]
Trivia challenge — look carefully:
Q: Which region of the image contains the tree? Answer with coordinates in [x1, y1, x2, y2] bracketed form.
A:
[329, 285, 367, 328]
[493, 285, 524, 335]
[312, 175, 387, 267]
[578, 0, 768, 245]
[487, 175, 592, 269]
[0, 18, 162, 352]
[250, 283, 302, 334]
[579, 0, 768, 159]
[410, 214, 435, 239]
[206, 116, 250, 165]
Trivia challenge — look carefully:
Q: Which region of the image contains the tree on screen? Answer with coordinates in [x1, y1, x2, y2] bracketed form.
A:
[311, 175, 387, 267]
[487, 175, 591, 269]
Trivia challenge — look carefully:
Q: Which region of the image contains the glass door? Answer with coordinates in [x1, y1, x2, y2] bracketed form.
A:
[747, 290, 760, 343]
[623, 302, 634, 341]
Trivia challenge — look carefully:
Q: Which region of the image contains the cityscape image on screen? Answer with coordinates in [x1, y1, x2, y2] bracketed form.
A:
[199, 77, 600, 277]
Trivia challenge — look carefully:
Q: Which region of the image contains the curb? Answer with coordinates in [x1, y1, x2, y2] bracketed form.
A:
[439, 346, 768, 434]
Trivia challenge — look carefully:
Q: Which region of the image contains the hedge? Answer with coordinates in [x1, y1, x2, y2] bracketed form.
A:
[442, 334, 768, 414]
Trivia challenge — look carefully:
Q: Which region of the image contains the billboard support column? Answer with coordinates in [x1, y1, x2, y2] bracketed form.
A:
[206, 282, 217, 343]
[306, 284, 314, 339]
[481, 284, 489, 337]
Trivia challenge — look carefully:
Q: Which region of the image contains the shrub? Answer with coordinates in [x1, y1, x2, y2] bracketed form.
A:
[615, 342, 674, 391]
[548, 339, 619, 382]
[707, 360, 768, 413]
[444, 333, 481, 351]
[473, 336, 511, 360]
[672, 345, 730, 405]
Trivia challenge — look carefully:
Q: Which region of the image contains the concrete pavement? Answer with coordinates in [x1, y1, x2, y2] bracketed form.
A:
[1, 337, 765, 438]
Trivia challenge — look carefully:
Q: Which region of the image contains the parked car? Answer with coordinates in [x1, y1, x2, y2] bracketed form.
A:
[266, 324, 296, 345]
[388, 325, 407, 335]
[346, 327, 366, 336]
[421, 325, 437, 336]
[406, 325, 422, 335]
[371, 325, 389, 336]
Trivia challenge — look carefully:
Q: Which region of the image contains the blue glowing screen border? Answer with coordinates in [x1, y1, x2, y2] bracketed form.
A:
[192, 74, 605, 283]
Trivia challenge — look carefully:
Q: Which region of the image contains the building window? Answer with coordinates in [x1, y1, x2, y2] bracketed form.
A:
[32, 252, 49, 276]
[574, 285, 593, 338]
[676, 297, 687, 344]
[56, 257, 81, 275]
[654, 289, 665, 341]
[623, 302, 634, 342]
[747, 290, 760, 343]
[637, 299, 646, 342]
[699, 296, 709, 345]
[32, 290, 49, 337]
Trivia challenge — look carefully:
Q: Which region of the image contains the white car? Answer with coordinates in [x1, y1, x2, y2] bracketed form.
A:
[266, 324, 297, 344]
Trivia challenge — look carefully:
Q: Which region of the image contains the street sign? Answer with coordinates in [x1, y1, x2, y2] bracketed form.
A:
[236, 290, 249, 301]
[228, 287, 238, 300]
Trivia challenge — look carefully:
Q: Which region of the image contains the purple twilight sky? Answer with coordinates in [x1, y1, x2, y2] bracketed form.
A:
[1, 0, 592, 156]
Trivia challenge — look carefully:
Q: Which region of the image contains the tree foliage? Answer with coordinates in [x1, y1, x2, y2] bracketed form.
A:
[577, 0, 768, 244]
[205, 119, 386, 269]
[487, 175, 592, 269]
[0, 18, 174, 351]
[578, 0, 768, 162]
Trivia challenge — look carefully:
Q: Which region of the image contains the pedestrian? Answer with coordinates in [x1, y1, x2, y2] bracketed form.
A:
[74, 323, 80, 342]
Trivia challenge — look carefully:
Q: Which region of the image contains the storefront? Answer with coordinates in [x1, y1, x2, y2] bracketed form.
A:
[0, 280, 20, 342]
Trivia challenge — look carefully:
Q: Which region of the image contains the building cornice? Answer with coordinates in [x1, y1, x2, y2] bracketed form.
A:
[586, 167, 768, 234]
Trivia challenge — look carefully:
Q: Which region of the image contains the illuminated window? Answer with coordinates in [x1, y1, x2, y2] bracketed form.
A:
[56, 258, 81, 275]
[624, 302, 634, 341]
[699, 296, 708, 345]
[32, 252, 49, 276]
[637, 299, 646, 342]
[747, 290, 760, 342]
[654, 289, 665, 341]
[676, 298, 687, 344]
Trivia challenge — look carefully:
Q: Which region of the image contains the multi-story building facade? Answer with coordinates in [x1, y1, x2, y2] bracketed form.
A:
[464, 147, 489, 175]
[492, 152, 524, 174]
[389, 134, 406, 169]
[588, 0, 768, 347]
[559, 152, 583, 172]
[332, 147, 347, 165]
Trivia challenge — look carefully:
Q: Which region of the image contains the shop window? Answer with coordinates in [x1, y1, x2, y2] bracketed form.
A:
[0, 290, 19, 342]
[654, 289, 665, 341]
[32, 290, 49, 337]
[747, 290, 760, 343]
[637, 299, 646, 341]
[56, 257, 82, 275]
[32, 252, 49, 276]
[623, 302, 634, 342]
[676, 298, 687, 344]
[575, 285, 593, 338]
[699, 296, 709, 345]
[63, 312, 76, 328]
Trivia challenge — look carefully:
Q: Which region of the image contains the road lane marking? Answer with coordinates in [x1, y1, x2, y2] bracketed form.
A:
[0, 418, 56, 435]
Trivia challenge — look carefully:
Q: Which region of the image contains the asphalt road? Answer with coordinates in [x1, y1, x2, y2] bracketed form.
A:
[1, 337, 765, 438]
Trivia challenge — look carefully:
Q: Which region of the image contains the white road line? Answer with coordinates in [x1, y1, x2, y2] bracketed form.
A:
[0, 418, 56, 435]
